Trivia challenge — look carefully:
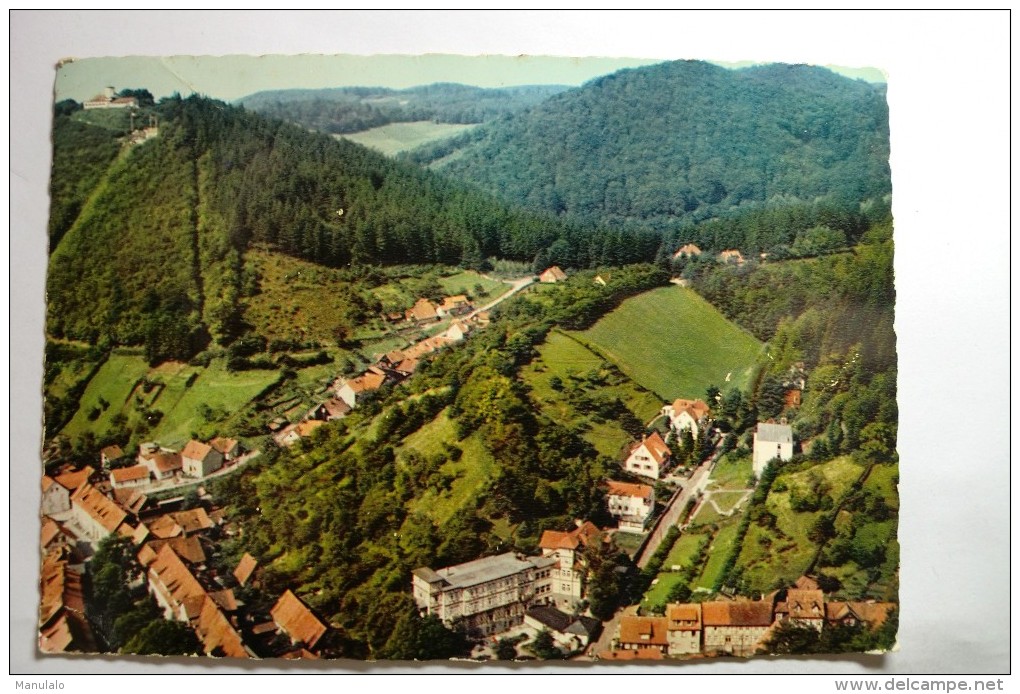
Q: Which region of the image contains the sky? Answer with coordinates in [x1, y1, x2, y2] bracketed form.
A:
[54, 54, 885, 104]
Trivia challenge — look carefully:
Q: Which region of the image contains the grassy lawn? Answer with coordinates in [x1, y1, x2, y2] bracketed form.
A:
[708, 455, 754, 490]
[61, 353, 153, 439]
[664, 530, 708, 569]
[520, 331, 662, 458]
[339, 121, 478, 157]
[437, 271, 506, 300]
[642, 573, 688, 610]
[149, 358, 279, 447]
[865, 461, 899, 509]
[709, 491, 751, 515]
[573, 286, 763, 400]
[692, 516, 742, 591]
[734, 456, 866, 593]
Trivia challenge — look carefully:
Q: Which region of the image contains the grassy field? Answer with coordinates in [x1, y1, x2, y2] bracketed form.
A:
[573, 286, 763, 400]
[690, 514, 743, 591]
[60, 354, 279, 449]
[734, 456, 866, 593]
[398, 409, 497, 524]
[436, 271, 506, 299]
[707, 454, 754, 490]
[61, 353, 153, 439]
[339, 122, 478, 157]
[521, 331, 662, 458]
[664, 530, 709, 569]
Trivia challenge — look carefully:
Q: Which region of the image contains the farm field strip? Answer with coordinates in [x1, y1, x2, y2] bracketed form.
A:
[573, 286, 763, 401]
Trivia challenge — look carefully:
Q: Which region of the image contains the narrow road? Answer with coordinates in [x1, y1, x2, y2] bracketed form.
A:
[469, 275, 535, 317]
[635, 438, 725, 569]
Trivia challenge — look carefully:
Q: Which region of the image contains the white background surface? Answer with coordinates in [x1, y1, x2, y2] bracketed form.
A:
[9, 9, 1012, 678]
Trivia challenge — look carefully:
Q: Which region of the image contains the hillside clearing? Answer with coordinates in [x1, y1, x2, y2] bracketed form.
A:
[339, 122, 478, 157]
[573, 286, 762, 401]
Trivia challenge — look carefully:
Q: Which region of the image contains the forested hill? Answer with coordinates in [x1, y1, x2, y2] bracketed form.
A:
[236, 83, 569, 134]
[408, 61, 890, 232]
[46, 94, 659, 356]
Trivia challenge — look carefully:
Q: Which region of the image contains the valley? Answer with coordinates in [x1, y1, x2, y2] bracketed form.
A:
[38, 63, 897, 663]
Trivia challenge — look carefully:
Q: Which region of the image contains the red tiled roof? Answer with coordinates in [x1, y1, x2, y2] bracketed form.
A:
[195, 596, 249, 658]
[673, 244, 702, 257]
[54, 466, 95, 492]
[270, 590, 327, 649]
[40, 519, 62, 548]
[701, 600, 774, 627]
[618, 616, 668, 646]
[233, 553, 258, 586]
[148, 544, 206, 620]
[209, 589, 238, 613]
[209, 437, 239, 456]
[794, 575, 820, 591]
[407, 298, 438, 321]
[101, 445, 124, 460]
[281, 648, 320, 660]
[39, 558, 85, 626]
[182, 440, 216, 463]
[540, 266, 567, 282]
[147, 515, 182, 539]
[606, 480, 654, 499]
[786, 589, 825, 620]
[671, 398, 711, 421]
[666, 603, 702, 630]
[152, 452, 183, 473]
[111, 465, 150, 484]
[632, 431, 671, 465]
[171, 507, 214, 534]
[346, 371, 386, 394]
[70, 483, 127, 533]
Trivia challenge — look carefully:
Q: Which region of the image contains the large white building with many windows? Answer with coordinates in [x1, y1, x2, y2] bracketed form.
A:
[412, 552, 558, 638]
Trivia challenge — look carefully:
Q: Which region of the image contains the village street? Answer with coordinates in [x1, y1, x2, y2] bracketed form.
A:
[636, 438, 724, 569]
[471, 275, 535, 316]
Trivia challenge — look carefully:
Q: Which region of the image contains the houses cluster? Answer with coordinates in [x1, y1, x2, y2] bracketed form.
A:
[100, 436, 244, 492]
[608, 576, 895, 659]
[620, 397, 713, 483]
[274, 295, 489, 447]
[412, 521, 602, 647]
[40, 451, 332, 659]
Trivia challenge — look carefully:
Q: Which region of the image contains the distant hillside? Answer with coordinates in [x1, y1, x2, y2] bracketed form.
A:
[237, 82, 569, 134]
[46, 94, 659, 361]
[408, 61, 890, 232]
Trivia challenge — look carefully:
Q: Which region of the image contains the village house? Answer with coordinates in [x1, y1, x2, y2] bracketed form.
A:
[306, 397, 352, 422]
[662, 398, 711, 440]
[538, 521, 601, 611]
[437, 294, 472, 317]
[776, 586, 826, 631]
[539, 266, 568, 283]
[445, 319, 472, 342]
[110, 464, 151, 490]
[38, 553, 94, 654]
[210, 437, 241, 462]
[70, 483, 130, 542]
[112, 487, 149, 517]
[666, 603, 702, 656]
[335, 370, 388, 409]
[233, 553, 258, 586]
[270, 590, 328, 652]
[405, 297, 440, 323]
[276, 419, 327, 447]
[616, 615, 669, 656]
[605, 480, 655, 532]
[100, 444, 125, 469]
[624, 431, 672, 479]
[701, 600, 776, 657]
[412, 552, 558, 638]
[138, 442, 182, 481]
[752, 422, 794, 477]
[83, 86, 138, 110]
[182, 440, 225, 478]
[825, 601, 896, 631]
[673, 243, 703, 259]
[41, 476, 71, 517]
[194, 594, 251, 658]
[523, 605, 601, 652]
[53, 466, 96, 494]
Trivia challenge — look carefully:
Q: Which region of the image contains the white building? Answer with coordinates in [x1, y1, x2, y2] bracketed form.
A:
[752, 422, 793, 477]
[181, 440, 224, 479]
[412, 552, 558, 638]
[605, 480, 655, 532]
[624, 431, 672, 479]
[662, 398, 711, 439]
[537, 521, 600, 611]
